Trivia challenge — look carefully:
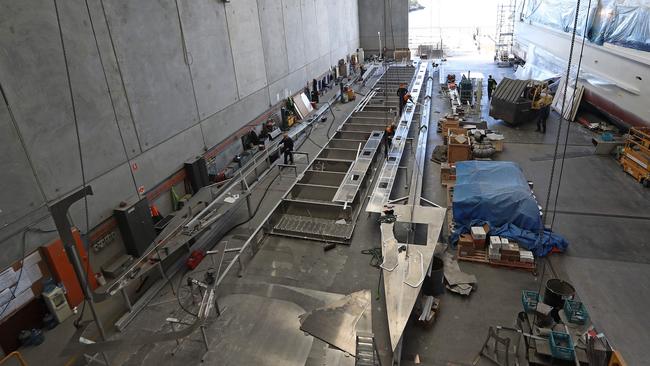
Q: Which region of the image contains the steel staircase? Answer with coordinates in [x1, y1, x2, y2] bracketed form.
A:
[355, 332, 381, 366]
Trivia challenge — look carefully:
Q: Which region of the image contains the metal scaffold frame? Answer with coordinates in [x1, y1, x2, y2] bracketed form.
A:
[495, 0, 516, 66]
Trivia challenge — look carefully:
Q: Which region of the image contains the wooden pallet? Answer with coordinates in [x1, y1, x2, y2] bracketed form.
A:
[490, 258, 536, 272]
[457, 247, 536, 272]
[441, 179, 456, 187]
[446, 185, 454, 207]
[457, 247, 489, 263]
[446, 185, 455, 233]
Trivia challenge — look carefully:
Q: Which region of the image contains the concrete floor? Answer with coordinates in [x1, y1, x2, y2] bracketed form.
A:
[414, 55, 650, 366]
[19, 57, 650, 366]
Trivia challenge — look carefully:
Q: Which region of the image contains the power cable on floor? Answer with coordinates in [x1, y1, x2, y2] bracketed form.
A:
[175, 266, 214, 317]
[220, 170, 281, 239]
[361, 247, 384, 300]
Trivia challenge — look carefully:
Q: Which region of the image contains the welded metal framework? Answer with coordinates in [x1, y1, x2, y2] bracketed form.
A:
[265, 64, 419, 244]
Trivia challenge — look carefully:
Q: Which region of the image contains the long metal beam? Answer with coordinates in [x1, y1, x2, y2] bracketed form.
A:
[366, 61, 430, 213]
[408, 63, 435, 205]
[377, 62, 449, 352]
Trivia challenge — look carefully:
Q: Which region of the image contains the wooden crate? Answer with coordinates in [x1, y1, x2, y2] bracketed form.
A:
[441, 119, 460, 136]
[448, 142, 471, 163]
[444, 127, 467, 145]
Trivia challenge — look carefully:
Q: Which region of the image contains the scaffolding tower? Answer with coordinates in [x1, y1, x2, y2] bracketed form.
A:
[495, 1, 516, 67]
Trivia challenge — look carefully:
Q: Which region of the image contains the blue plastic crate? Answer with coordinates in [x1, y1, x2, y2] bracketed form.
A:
[521, 290, 540, 312]
[564, 299, 589, 324]
[549, 331, 575, 361]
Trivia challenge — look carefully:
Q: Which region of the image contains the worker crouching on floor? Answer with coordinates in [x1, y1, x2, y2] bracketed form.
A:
[397, 83, 408, 115]
[281, 132, 294, 164]
[384, 123, 396, 158]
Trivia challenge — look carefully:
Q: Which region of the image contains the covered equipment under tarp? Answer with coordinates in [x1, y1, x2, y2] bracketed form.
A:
[451, 161, 568, 256]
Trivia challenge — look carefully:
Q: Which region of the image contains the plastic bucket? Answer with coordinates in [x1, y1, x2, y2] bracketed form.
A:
[543, 279, 575, 309]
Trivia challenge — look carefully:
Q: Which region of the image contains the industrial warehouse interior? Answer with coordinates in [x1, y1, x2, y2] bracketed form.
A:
[0, 0, 648, 365]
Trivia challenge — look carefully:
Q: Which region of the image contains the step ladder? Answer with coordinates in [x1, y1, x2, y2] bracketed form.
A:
[355, 332, 381, 366]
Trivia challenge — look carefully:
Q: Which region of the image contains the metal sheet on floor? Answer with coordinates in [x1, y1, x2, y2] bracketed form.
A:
[299, 290, 372, 355]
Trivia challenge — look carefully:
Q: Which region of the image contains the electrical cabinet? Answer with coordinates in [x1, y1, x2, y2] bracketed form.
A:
[114, 198, 156, 257]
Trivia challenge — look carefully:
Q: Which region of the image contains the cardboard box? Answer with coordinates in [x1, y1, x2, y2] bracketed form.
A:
[501, 253, 520, 262]
[490, 236, 502, 246]
[470, 226, 487, 249]
[520, 250, 534, 263]
[489, 253, 501, 261]
[471, 226, 486, 239]
[501, 243, 520, 257]
[457, 235, 470, 246]
[459, 233, 473, 246]
[458, 234, 475, 256]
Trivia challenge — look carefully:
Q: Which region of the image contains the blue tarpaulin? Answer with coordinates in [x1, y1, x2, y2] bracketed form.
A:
[451, 161, 568, 257]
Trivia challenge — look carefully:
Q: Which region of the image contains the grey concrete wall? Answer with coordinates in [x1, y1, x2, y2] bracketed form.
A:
[0, 0, 360, 269]
[358, 0, 408, 53]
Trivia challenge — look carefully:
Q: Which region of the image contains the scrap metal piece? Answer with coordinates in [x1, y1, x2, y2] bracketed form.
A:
[299, 290, 372, 355]
[442, 252, 477, 296]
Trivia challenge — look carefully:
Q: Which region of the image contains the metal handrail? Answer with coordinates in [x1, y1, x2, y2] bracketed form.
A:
[0, 352, 27, 366]
[403, 251, 425, 288]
